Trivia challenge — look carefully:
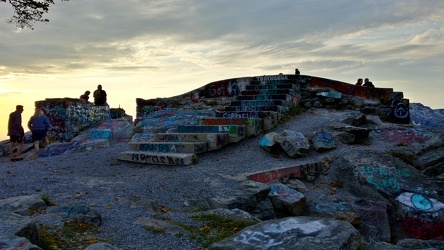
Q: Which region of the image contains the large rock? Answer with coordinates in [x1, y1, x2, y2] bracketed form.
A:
[309, 131, 336, 152]
[331, 125, 372, 144]
[268, 181, 306, 216]
[208, 181, 270, 211]
[274, 130, 310, 157]
[209, 216, 363, 250]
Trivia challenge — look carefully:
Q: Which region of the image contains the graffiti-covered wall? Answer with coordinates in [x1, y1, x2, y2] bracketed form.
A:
[304, 76, 395, 102]
[35, 98, 110, 142]
[135, 74, 300, 119]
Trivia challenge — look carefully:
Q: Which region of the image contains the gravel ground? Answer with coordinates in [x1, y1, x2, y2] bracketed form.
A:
[0, 109, 398, 249]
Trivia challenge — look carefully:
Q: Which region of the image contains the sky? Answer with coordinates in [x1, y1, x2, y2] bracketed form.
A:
[1, 0, 443, 141]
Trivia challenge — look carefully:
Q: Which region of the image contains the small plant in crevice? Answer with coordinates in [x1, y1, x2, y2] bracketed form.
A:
[41, 194, 57, 206]
[178, 214, 258, 248]
[38, 220, 106, 250]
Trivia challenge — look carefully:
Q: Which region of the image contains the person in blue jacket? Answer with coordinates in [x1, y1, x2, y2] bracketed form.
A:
[27, 108, 51, 151]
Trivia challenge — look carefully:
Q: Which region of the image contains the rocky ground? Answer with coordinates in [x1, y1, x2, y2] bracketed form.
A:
[1, 107, 443, 249]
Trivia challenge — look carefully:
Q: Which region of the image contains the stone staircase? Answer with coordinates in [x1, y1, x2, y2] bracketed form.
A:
[117, 77, 299, 165]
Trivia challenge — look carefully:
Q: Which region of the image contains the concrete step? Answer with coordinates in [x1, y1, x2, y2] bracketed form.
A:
[249, 79, 296, 85]
[198, 118, 263, 137]
[215, 111, 280, 131]
[154, 133, 229, 151]
[118, 151, 196, 166]
[245, 84, 297, 91]
[216, 111, 278, 119]
[241, 89, 296, 96]
[128, 141, 208, 154]
[230, 100, 287, 107]
[225, 105, 288, 113]
[236, 94, 291, 101]
[177, 125, 246, 143]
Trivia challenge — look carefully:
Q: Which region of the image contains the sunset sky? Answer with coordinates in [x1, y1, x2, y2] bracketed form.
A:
[1, 0, 443, 140]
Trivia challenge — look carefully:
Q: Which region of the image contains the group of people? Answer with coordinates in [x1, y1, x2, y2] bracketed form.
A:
[7, 84, 108, 161]
[355, 78, 375, 87]
[80, 85, 107, 106]
[7, 105, 50, 161]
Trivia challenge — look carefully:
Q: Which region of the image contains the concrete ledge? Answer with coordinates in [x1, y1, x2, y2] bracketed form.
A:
[236, 94, 291, 101]
[245, 83, 297, 91]
[199, 118, 263, 137]
[230, 99, 287, 107]
[154, 133, 229, 151]
[128, 141, 208, 154]
[118, 151, 195, 166]
[177, 125, 246, 143]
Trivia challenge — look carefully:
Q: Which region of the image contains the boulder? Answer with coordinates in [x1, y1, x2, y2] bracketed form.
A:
[309, 131, 336, 152]
[268, 181, 306, 216]
[274, 130, 310, 158]
[209, 217, 363, 250]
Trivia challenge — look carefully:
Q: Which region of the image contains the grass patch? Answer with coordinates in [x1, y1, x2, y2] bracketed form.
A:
[144, 226, 166, 234]
[181, 214, 258, 248]
[41, 194, 57, 206]
[38, 221, 106, 250]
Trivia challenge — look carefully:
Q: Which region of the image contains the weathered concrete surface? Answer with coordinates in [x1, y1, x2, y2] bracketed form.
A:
[118, 151, 196, 166]
[154, 132, 229, 151]
[177, 125, 246, 143]
[128, 141, 208, 154]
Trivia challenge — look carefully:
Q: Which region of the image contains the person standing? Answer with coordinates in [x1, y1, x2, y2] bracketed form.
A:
[28, 108, 51, 151]
[7, 105, 24, 161]
[93, 85, 107, 106]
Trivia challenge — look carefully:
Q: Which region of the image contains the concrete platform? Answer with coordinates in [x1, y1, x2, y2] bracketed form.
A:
[118, 151, 196, 166]
[128, 141, 208, 154]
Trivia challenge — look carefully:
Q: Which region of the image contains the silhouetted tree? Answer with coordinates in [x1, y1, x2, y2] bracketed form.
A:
[1, 0, 68, 29]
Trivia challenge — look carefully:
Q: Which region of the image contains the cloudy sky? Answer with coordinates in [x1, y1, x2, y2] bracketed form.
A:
[1, 0, 443, 139]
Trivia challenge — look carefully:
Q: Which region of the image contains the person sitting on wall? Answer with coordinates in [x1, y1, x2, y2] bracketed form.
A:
[80, 90, 90, 103]
[355, 78, 363, 86]
[93, 85, 107, 106]
[295, 68, 300, 75]
[363, 78, 375, 87]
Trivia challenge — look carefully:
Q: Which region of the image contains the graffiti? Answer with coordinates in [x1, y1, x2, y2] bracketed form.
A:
[373, 128, 433, 145]
[269, 181, 304, 202]
[218, 112, 262, 119]
[35, 99, 110, 142]
[206, 80, 239, 97]
[316, 92, 342, 99]
[199, 118, 255, 126]
[355, 165, 411, 195]
[138, 143, 184, 152]
[225, 105, 279, 112]
[89, 129, 111, 140]
[236, 100, 284, 107]
[389, 99, 409, 119]
[248, 161, 328, 183]
[400, 217, 444, 240]
[131, 153, 186, 165]
[396, 192, 444, 214]
[177, 125, 245, 137]
[315, 132, 333, 143]
[256, 75, 288, 83]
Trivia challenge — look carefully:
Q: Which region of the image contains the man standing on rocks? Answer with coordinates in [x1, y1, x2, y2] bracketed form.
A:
[8, 105, 24, 161]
